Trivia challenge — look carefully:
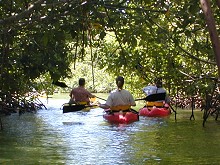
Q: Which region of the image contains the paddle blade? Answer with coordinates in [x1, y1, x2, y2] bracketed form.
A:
[146, 93, 166, 101]
[52, 81, 69, 88]
[63, 104, 86, 113]
[62, 104, 98, 113]
[135, 93, 166, 101]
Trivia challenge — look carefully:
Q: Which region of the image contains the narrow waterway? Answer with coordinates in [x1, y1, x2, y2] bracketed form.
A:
[0, 98, 220, 165]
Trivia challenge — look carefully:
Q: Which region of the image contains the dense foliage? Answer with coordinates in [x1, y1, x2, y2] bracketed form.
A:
[1, 0, 220, 115]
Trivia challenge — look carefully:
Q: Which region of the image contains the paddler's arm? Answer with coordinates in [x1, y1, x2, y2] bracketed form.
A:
[131, 102, 136, 106]
[90, 94, 96, 98]
[87, 91, 96, 98]
[99, 94, 112, 109]
[130, 96, 136, 106]
[69, 89, 75, 99]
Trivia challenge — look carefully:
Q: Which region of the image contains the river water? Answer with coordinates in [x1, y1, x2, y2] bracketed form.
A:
[0, 98, 220, 165]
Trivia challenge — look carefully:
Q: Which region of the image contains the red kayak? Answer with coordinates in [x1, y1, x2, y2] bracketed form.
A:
[103, 110, 139, 124]
[139, 107, 171, 117]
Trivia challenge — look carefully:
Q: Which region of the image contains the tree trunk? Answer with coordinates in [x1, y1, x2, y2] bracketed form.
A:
[200, 0, 220, 77]
[216, 0, 220, 9]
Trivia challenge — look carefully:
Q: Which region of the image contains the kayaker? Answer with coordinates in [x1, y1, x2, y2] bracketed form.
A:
[69, 78, 96, 105]
[143, 77, 170, 107]
[99, 76, 136, 111]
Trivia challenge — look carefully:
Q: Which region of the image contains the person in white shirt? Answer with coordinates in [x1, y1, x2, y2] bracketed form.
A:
[99, 76, 136, 111]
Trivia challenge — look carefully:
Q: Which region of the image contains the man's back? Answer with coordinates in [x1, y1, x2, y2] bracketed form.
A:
[71, 86, 90, 103]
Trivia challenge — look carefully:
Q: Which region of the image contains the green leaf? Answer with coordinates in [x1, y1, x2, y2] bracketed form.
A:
[42, 33, 48, 46]
[100, 31, 106, 40]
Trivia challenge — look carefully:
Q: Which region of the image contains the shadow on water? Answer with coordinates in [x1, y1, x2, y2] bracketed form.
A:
[1, 98, 220, 165]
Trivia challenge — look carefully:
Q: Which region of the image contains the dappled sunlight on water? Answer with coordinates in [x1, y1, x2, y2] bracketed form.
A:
[1, 98, 220, 164]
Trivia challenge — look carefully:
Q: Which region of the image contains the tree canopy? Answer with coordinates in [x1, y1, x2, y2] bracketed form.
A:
[1, 0, 220, 101]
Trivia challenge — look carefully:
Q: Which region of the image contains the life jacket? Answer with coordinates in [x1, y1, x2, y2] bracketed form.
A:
[110, 105, 131, 111]
[78, 101, 88, 105]
[146, 101, 164, 107]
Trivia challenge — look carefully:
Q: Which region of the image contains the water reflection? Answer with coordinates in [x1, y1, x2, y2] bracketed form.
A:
[1, 98, 220, 165]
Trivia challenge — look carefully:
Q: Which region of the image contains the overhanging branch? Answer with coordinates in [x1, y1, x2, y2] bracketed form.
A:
[177, 45, 216, 65]
[0, 0, 44, 25]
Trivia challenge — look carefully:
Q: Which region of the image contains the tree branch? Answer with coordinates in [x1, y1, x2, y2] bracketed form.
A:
[177, 45, 216, 65]
[216, 0, 220, 9]
[200, 0, 220, 77]
[0, 0, 45, 25]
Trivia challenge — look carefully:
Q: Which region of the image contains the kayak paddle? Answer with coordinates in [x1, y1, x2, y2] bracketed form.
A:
[95, 96, 107, 101]
[52, 81, 107, 101]
[52, 81, 71, 88]
[63, 104, 98, 113]
[135, 93, 166, 101]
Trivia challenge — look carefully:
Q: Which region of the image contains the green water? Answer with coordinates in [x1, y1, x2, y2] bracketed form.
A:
[0, 97, 220, 165]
